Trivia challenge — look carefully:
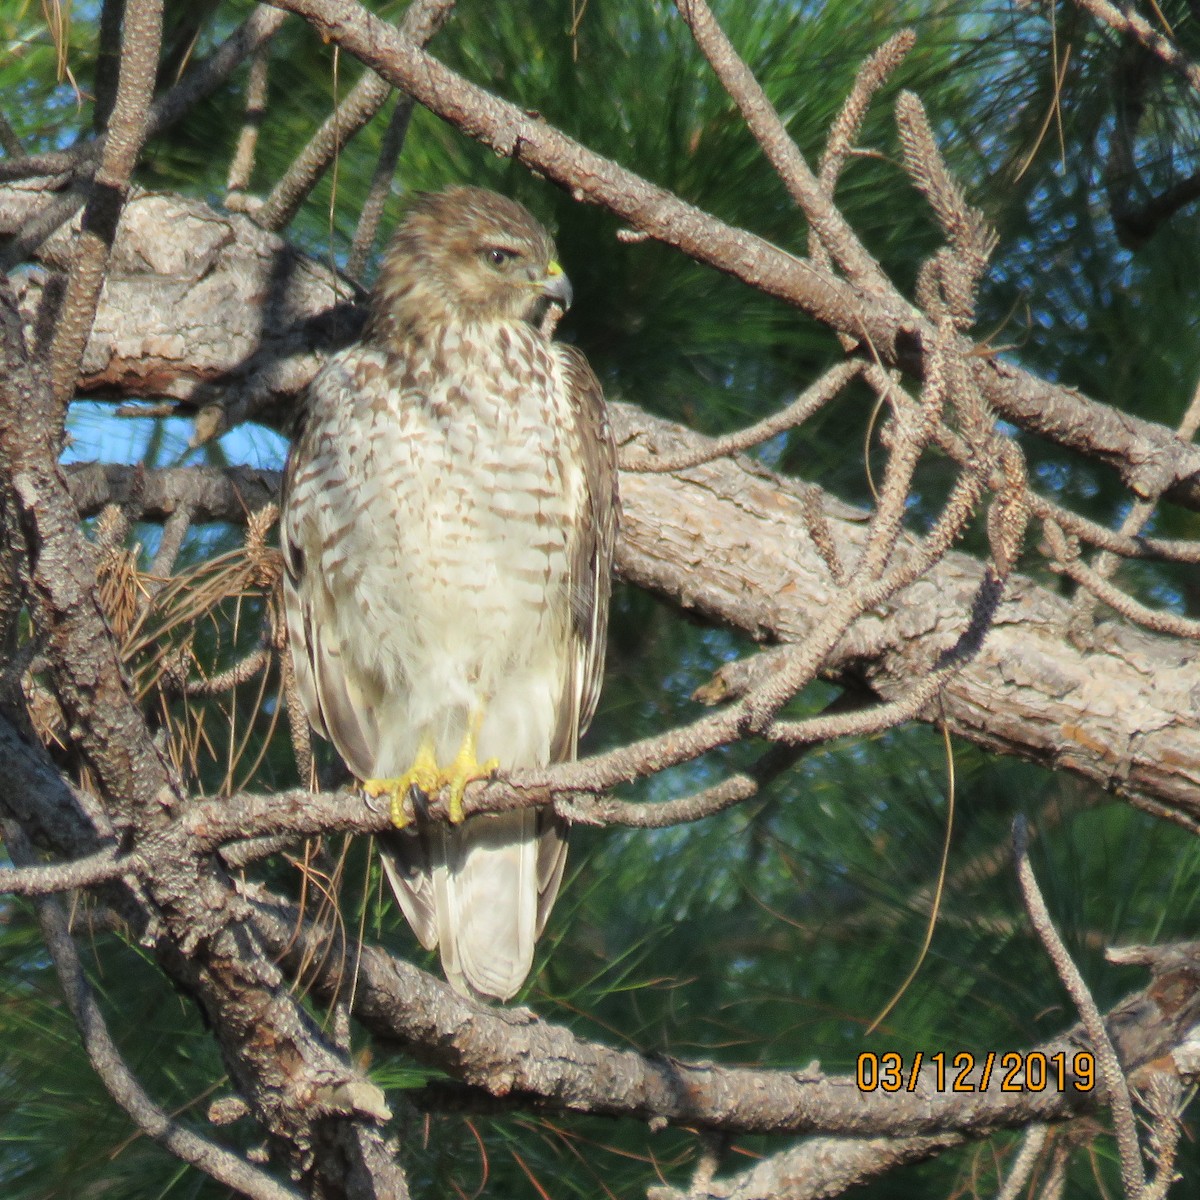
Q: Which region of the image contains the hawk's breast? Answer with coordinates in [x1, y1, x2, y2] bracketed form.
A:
[288, 320, 585, 770]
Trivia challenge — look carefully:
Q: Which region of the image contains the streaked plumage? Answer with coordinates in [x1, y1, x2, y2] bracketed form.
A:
[281, 187, 618, 1000]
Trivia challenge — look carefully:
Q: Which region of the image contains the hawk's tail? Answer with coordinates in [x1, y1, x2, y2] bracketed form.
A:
[379, 809, 567, 1002]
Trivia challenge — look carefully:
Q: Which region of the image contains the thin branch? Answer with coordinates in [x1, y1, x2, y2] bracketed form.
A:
[1138, 1072, 1184, 1200]
[652, 1132, 964, 1200]
[739, 333, 982, 737]
[1071, 373, 1200, 633]
[553, 773, 757, 828]
[66, 462, 280, 524]
[47, 0, 164, 406]
[0, 844, 129, 895]
[2, 821, 303, 1200]
[622, 361, 861, 472]
[255, 0, 455, 231]
[1013, 818, 1146, 1197]
[1045, 520, 1200, 640]
[768, 570, 1003, 745]
[0, 9, 289, 188]
[895, 90, 997, 323]
[995, 1124, 1049, 1200]
[819, 29, 916, 193]
[347, 93, 415, 279]
[0, 184, 90, 273]
[151, 9, 290, 138]
[1032, 491, 1200, 564]
[673, 0, 896, 300]
[144, 504, 192, 600]
[1074, 0, 1200, 94]
[0, 9, 288, 272]
[169, 646, 272, 697]
[808, 27, 915, 290]
[1037, 1142, 1070, 1200]
[188, 771, 756, 850]
[226, 42, 272, 195]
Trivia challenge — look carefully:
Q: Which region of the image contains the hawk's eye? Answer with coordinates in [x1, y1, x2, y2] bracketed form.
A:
[484, 246, 518, 267]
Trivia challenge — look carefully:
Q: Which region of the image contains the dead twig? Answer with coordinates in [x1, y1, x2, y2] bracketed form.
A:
[621, 361, 861, 472]
[1013, 817, 1146, 1197]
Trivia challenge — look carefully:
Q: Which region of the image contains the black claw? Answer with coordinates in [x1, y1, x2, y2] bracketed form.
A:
[408, 783, 431, 821]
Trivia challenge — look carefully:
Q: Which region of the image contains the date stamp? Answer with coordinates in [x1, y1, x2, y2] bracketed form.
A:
[856, 1050, 1096, 1093]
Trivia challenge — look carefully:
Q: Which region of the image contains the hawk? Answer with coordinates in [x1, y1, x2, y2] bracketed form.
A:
[281, 187, 618, 1001]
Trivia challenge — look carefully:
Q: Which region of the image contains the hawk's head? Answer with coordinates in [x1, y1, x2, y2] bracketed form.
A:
[372, 186, 571, 341]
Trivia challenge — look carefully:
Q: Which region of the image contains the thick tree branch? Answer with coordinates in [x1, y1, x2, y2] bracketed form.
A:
[251, 892, 1200, 1141]
[9, 175, 1200, 515]
[66, 462, 279, 523]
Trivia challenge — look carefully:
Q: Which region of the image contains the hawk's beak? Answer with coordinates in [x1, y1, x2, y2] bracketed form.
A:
[541, 260, 573, 310]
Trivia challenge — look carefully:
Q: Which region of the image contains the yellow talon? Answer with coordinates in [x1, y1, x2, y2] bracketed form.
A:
[363, 736, 440, 829]
[440, 714, 499, 823]
[363, 720, 497, 826]
[442, 736, 500, 824]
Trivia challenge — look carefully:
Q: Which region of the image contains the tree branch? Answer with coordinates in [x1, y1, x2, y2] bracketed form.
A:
[1014, 818, 1145, 1197]
[251, 891, 1200, 1140]
[254, 0, 455, 231]
[673, 0, 897, 300]
[46, 0, 163, 406]
[650, 1132, 964, 1200]
[2, 821, 303, 1200]
[1074, 0, 1200, 95]
[0, 272, 407, 1193]
[0, 844, 129, 895]
[346, 94, 415, 279]
[259, 0, 1200, 509]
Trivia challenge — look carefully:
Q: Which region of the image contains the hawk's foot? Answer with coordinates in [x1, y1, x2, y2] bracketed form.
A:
[442, 723, 499, 824]
[363, 737, 440, 829]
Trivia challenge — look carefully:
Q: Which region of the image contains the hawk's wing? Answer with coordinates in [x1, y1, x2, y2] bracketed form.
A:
[552, 342, 620, 759]
[534, 343, 620, 934]
[279, 354, 380, 785]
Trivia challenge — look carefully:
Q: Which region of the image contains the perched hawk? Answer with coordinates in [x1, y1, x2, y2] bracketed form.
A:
[281, 187, 618, 1001]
